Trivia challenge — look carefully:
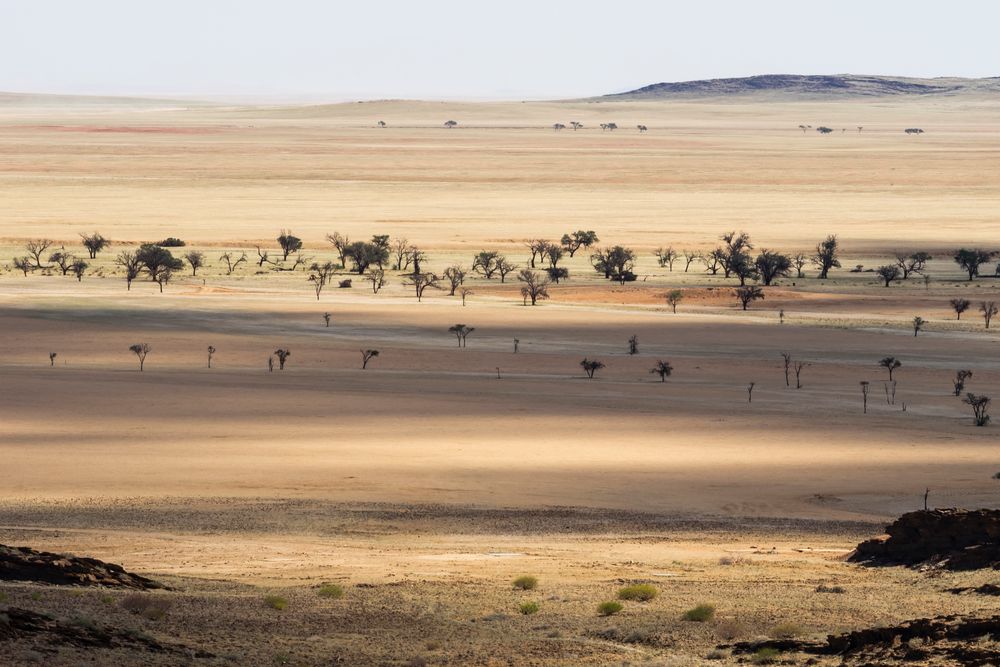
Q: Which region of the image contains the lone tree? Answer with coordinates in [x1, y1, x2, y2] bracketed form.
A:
[780, 352, 792, 387]
[406, 272, 441, 302]
[518, 269, 550, 306]
[895, 252, 932, 279]
[580, 358, 605, 379]
[953, 249, 993, 281]
[129, 343, 150, 371]
[665, 289, 683, 313]
[273, 348, 291, 370]
[950, 298, 971, 320]
[308, 261, 337, 300]
[755, 250, 792, 286]
[963, 393, 991, 427]
[25, 239, 55, 269]
[628, 335, 639, 355]
[878, 356, 901, 382]
[49, 352, 57, 367]
[734, 285, 765, 310]
[912, 316, 926, 337]
[448, 324, 474, 348]
[953, 370, 973, 396]
[860, 381, 871, 413]
[70, 259, 88, 281]
[219, 251, 247, 275]
[204, 345, 216, 369]
[980, 301, 998, 329]
[184, 251, 205, 276]
[876, 264, 900, 287]
[277, 230, 303, 261]
[650, 360, 673, 382]
[80, 232, 110, 259]
[794, 360, 808, 389]
[360, 349, 379, 369]
[747, 382, 756, 403]
[323, 312, 331, 327]
[115, 250, 142, 290]
[811, 235, 841, 279]
[444, 120, 458, 128]
[560, 231, 599, 257]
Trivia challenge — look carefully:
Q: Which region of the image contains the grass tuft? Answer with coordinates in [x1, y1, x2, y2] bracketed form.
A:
[682, 603, 716, 622]
[317, 584, 344, 599]
[617, 584, 657, 602]
[597, 600, 623, 616]
[512, 575, 538, 590]
[518, 601, 540, 615]
[769, 622, 806, 638]
[751, 647, 781, 664]
[264, 594, 288, 611]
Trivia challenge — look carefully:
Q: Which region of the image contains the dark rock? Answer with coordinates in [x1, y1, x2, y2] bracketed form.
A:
[0, 544, 163, 589]
[946, 583, 1000, 596]
[848, 508, 1000, 570]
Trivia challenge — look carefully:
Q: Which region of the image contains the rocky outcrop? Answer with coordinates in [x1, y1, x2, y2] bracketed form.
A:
[848, 508, 1000, 570]
[0, 544, 163, 589]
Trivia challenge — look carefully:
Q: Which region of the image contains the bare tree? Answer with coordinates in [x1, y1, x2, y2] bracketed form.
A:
[115, 250, 142, 290]
[953, 370, 972, 397]
[184, 251, 205, 276]
[734, 286, 765, 310]
[392, 238, 413, 271]
[879, 356, 901, 382]
[650, 360, 673, 382]
[665, 289, 683, 313]
[219, 251, 247, 275]
[80, 232, 110, 259]
[580, 358, 605, 379]
[326, 232, 350, 267]
[70, 259, 88, 281]
[50, 251, 74, 275]
[448, 324, 474, 347]
[780, 352, 792, 387]
[129, 343, 150, 371]
[472, 251, 501, 279]
[361, 349, 379, 369]
[49, 352, 57, 367]
[860, 381, 871, 413]
[980, 301, 998, 329]
[950, 298, 971, 320]
[308, 261, 337, 300]
[895, 252, 932, 279]
[207, 345, 216, 368]
[682, 250, 701, 272]
[654, 247, 678, 270]
[367, 267, 387, 294]
[13, 257, 35, 276]
[628, 335, 638, 355]
[517, 269, 550, 306]
[794, 360, 808, 389]
[323, 312, 331, 327]
[460, 287, 473, 306]
[792, 253, 807, 278]
[497, 256, 517, 283]
[876, 265, 901, 287]
[444, 266, 466, 295]
[747, 382, 756, 403]
[525, 239, 548, 268]
[273, 348, 290, 370]
[912, 316, 926, 337]
[963, 393, 991, 426]
[406, 272, 440, 302]
[25, 239, 54, 269]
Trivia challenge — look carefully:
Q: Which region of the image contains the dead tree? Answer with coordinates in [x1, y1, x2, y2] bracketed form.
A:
[273, 348, 290, 370]
[860, 381, 871, 413]
[207, 345, 216, 368]
[650, 360, 673, 382]
[367, 268, 386, 294]
[953, 370, 973, 396]
[361, 349, 379, 369]
[115, 250, 142, 290]
[747, 382, 756, 403]
[129, 343, 150, 371]
[444, 266, 466, 296]
[460, 287, 472, 306]
[628, 335, 638, 355]
[49, 352, 57, 367]
[308, 261, 336, 300]
[518, 269, 550, 306]
[794, 361, 808, 389]
[780, 353, 792, 387]
[406, 272, 441, 302]
[981, 301, 998, 329]
[25, 239, 54, 269]
[219, 251, 247, 275]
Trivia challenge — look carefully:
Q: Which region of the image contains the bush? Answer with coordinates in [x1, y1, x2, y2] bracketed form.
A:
[769, 622, 805, 638]
[597, 601, 623, 616]
[751, 647, 781, 664]
[512, 575, 538, 591]
[706, 649, 727, 661]
[0, 591, 6, 603]
[317, 584, 343, 599]
[518, 601, 540, 615]
[264, 594, 288, 611]
[120, 593, 172, 621]
[718, 555, 749, 566]
[338, 279, 353, 288]
[682, 603, 716, 622]
[156, 237, 186, 247]
[100, 594, 115, 605]
[815, 584, 846, 594]
[617, 584, 657, 602]
[993, 471, 1000, 480]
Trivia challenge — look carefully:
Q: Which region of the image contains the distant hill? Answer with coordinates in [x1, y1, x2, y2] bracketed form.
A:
[604, 74, 1000, 100]
[0, 92, 214, 109]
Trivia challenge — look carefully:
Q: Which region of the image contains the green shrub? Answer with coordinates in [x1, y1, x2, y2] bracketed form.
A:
[157, 237, 186, 247]
[617, 584, 657, 602]
[100, 594, 115, 605]
[264, 595, 288, 611]
[769, 622, 805, 638]
[317, 584, 343, 599]
[682, 603, 716, 622]
[518, 601, 540, 615]
[751, 647, 781, 664]
[597, 601, 623, 616]
[29, 592, 42, 601]
[0, 591, 7, 603]
[512, 575, 538, 591]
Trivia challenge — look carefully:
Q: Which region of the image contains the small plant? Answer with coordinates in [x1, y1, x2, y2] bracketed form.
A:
[617, 584, 657, 602]
[0, 591, 7, 603]
[156, 237, 186, 247]
[706, 649, 727, 661]
[512, 575, 538, 591]
[597, 601, 623, 616]
[718, 555, 749, 566]
[814, 584, 846, 594]
[751, 647, 781, 664]
[518, 601, 540, 615]
[29, 592, 42, 601]
[317, 584, 343, 599]
[769, 622, 806, 638]
[100, 594, 115, 605]
[682, 603, 716, 622]
[264, 594, 288, 611]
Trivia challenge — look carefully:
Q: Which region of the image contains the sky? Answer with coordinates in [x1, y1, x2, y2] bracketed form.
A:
[3, 0, 999, 101]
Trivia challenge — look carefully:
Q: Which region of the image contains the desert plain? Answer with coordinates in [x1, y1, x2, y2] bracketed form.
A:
[0, 92, 999, 665]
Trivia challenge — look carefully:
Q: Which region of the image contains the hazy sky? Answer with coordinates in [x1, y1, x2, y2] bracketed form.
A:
[5, 0, 999, 100]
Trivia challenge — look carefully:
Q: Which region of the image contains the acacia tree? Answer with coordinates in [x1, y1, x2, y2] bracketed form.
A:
[277, 230, 303, 261]
[650, 360, 673, 382]
[49, 251, 73, 275]
[361, 349, 379, 369]
[954, 249, 993, 281]
[448, 324, 474, 347]
[912, 316, 926, 337]
[25, 239, 54, 269]
[444, 266, 466, 296]
[525, 239, 548, 268]
[184, 251, 205, 276]
[654, 247, 678, 270]
[273, 348, 291, 370]
[496, 256, 517, 283]
[517, 269, 550, 305]
[472, 251, 501, 279]
[580, 358, 605, 379]
[326, 232, 350, 267]
[876, 264, 901, 287]
[734, 285, 765, 310]
[392, 238, 413, 271]
[219, 251, 247, 275]
[963, 393, 991, 426]
[136, 244, 184, 287]
[367, 268, 386, 294]
[715, 231, 753, 279]
[13, 257, 35, 276]
[792, 253, 807, 278]
[812, 235, 841, 279]
[406, 272, 440, 302]
[780, 352, 792, 387]
[981, 301, 998, 329]
[682, 250, 701, 272]
[755, 250, 792, 286]
[951, 298, 971, 320]
[345, 241, 388, 275]
[953, 370, 972, 396]
[560, 231, 599, 257]
[879, 356, 901, 382]
[115, 250, 142, 290]
[129, 343, 150, 371]
[308, 261, 337, 300]
[591, 246, 636, 283]
[460, 287, 473, 306]
[665, 289, 683, 313]
[70, 259, 88, 281]
[80, 232, 110, 259]
[895, 252, 932, 279]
